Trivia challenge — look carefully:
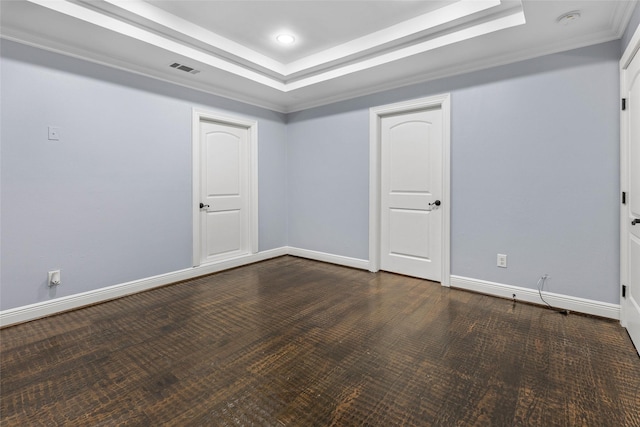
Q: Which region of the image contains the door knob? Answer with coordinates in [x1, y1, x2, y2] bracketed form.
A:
[429, 200, 441, 207]
[199, 203, 209, 209]
[632, 218, 639, 226]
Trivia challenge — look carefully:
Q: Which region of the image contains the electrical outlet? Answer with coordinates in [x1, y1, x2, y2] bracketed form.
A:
[497, 254, 507, 268]
[48, 270, 61, 287]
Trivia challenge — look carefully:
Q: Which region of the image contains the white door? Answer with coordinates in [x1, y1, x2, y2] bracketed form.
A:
[380, 108, 443, 281]
[198, 120, 250, 264]
[622, 40, 640, 351]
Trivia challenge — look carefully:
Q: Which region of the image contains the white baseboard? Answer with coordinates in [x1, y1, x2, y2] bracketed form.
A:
[1, 249, 620, 327]
[286, 246, 370, 270]
[450, 275, 620, 320]
[0, 247, 288, 328]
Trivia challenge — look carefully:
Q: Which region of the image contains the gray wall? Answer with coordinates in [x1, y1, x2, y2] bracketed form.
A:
[0, 40, 287, 310]
[287, 40, 621, 304]
[286, 109, 370, 258]
[0, 37, 625, 312]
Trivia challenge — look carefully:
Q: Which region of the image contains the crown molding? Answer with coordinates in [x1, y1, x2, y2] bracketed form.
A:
[25, 0, 523, 92]
[3, 0, 634, 113]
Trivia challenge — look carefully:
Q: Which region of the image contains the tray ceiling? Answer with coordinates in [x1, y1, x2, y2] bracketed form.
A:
[1, 1, 636, 112]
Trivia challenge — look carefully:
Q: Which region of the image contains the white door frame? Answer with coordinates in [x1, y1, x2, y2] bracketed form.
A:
[369, 94, 451, 286]
[620, 25, 640, 329]
[192, 108, 258, 267]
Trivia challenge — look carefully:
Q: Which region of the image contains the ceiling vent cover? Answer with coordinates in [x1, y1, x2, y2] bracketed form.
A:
[169, 62, 200, 75]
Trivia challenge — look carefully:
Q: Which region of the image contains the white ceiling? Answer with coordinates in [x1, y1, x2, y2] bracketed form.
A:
[148, 0, 455, 63]
[1, 1, 636, 113]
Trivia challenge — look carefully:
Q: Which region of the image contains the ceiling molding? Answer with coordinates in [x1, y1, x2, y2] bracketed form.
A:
[611, 0, 638, 38]
[27, 0, 287, 90]
[24, 0, 527, 92]
[285, 6, 526, 87]
[99, 0, 286, 76]
[101, 0, 505, 78]
[287, 26, 626, 114]
[1, 0, 637, 113]
[280, 0, 503, 75]
[0, 30, 289, 113]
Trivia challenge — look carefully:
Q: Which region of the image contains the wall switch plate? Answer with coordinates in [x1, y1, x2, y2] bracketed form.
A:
[48, 270, 61, 287]
[48, 126, 60, 141]
[497, 254, 507, 268]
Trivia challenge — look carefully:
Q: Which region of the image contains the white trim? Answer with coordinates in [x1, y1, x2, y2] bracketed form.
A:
[192, 110, 202, 266]
[3, 0, 633, 115]
[0, 246, 362, 327]
[369, 94, 451, 286]
[2, 247, 623, 327]
[620, 20, 640, 335]
[451, 275, 620, 320]
[104, 0, 285, 75]
[612, 0, 639, 39]
[283, 0, 503, 76]
[0, 247, 288, 328]
[105, 0, 502, 78]
[284, 9, 525, 91]
[620, 54, 629, 328]
[621, 17, 640, 69]
[192, 108, 259, 267]
[25, 0, 511, 87]
[287, 247, 370, 271]
[0, 31, 288, 113]
[249, 126, 259, 254]
[26, 0, 285, 90]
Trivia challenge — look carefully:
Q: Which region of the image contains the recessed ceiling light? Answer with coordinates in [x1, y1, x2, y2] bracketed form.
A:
[276, 34, 296, 45]
[557, 10, 581, 26]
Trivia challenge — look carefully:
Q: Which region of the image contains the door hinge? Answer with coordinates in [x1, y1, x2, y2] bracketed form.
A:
[622, 98, 627, 111]
[622, 284, 627, 298]
[622, 191, 627, 205]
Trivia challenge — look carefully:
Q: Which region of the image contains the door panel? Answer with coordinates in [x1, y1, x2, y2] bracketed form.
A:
[381, 109, 443, 281]
[389, 209, 431, 259]
[200, 120, 249, 264]
[623, 43, 640, 350]
[631, 69, 640, 221]
[206, 132, 240, 196]
[390, 121, 431, 192]
[627, 234, 640, 349]
[205, 211, 242, 257]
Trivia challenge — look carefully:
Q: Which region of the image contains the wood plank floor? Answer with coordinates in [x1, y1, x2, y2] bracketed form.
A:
[1, 256, 639, 426]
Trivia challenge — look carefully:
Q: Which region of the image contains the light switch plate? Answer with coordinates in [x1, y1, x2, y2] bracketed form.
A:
[48, 126, 60, 141]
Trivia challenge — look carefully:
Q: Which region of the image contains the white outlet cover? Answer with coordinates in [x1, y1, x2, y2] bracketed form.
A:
[48, 270, 61, 286]
[497, 254, 507, 268]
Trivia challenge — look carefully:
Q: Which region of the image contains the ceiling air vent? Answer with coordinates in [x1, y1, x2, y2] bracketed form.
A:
[169, 62, 200, 75]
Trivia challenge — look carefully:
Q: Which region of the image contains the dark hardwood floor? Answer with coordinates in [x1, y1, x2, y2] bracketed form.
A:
[1, 256, 639, 426]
